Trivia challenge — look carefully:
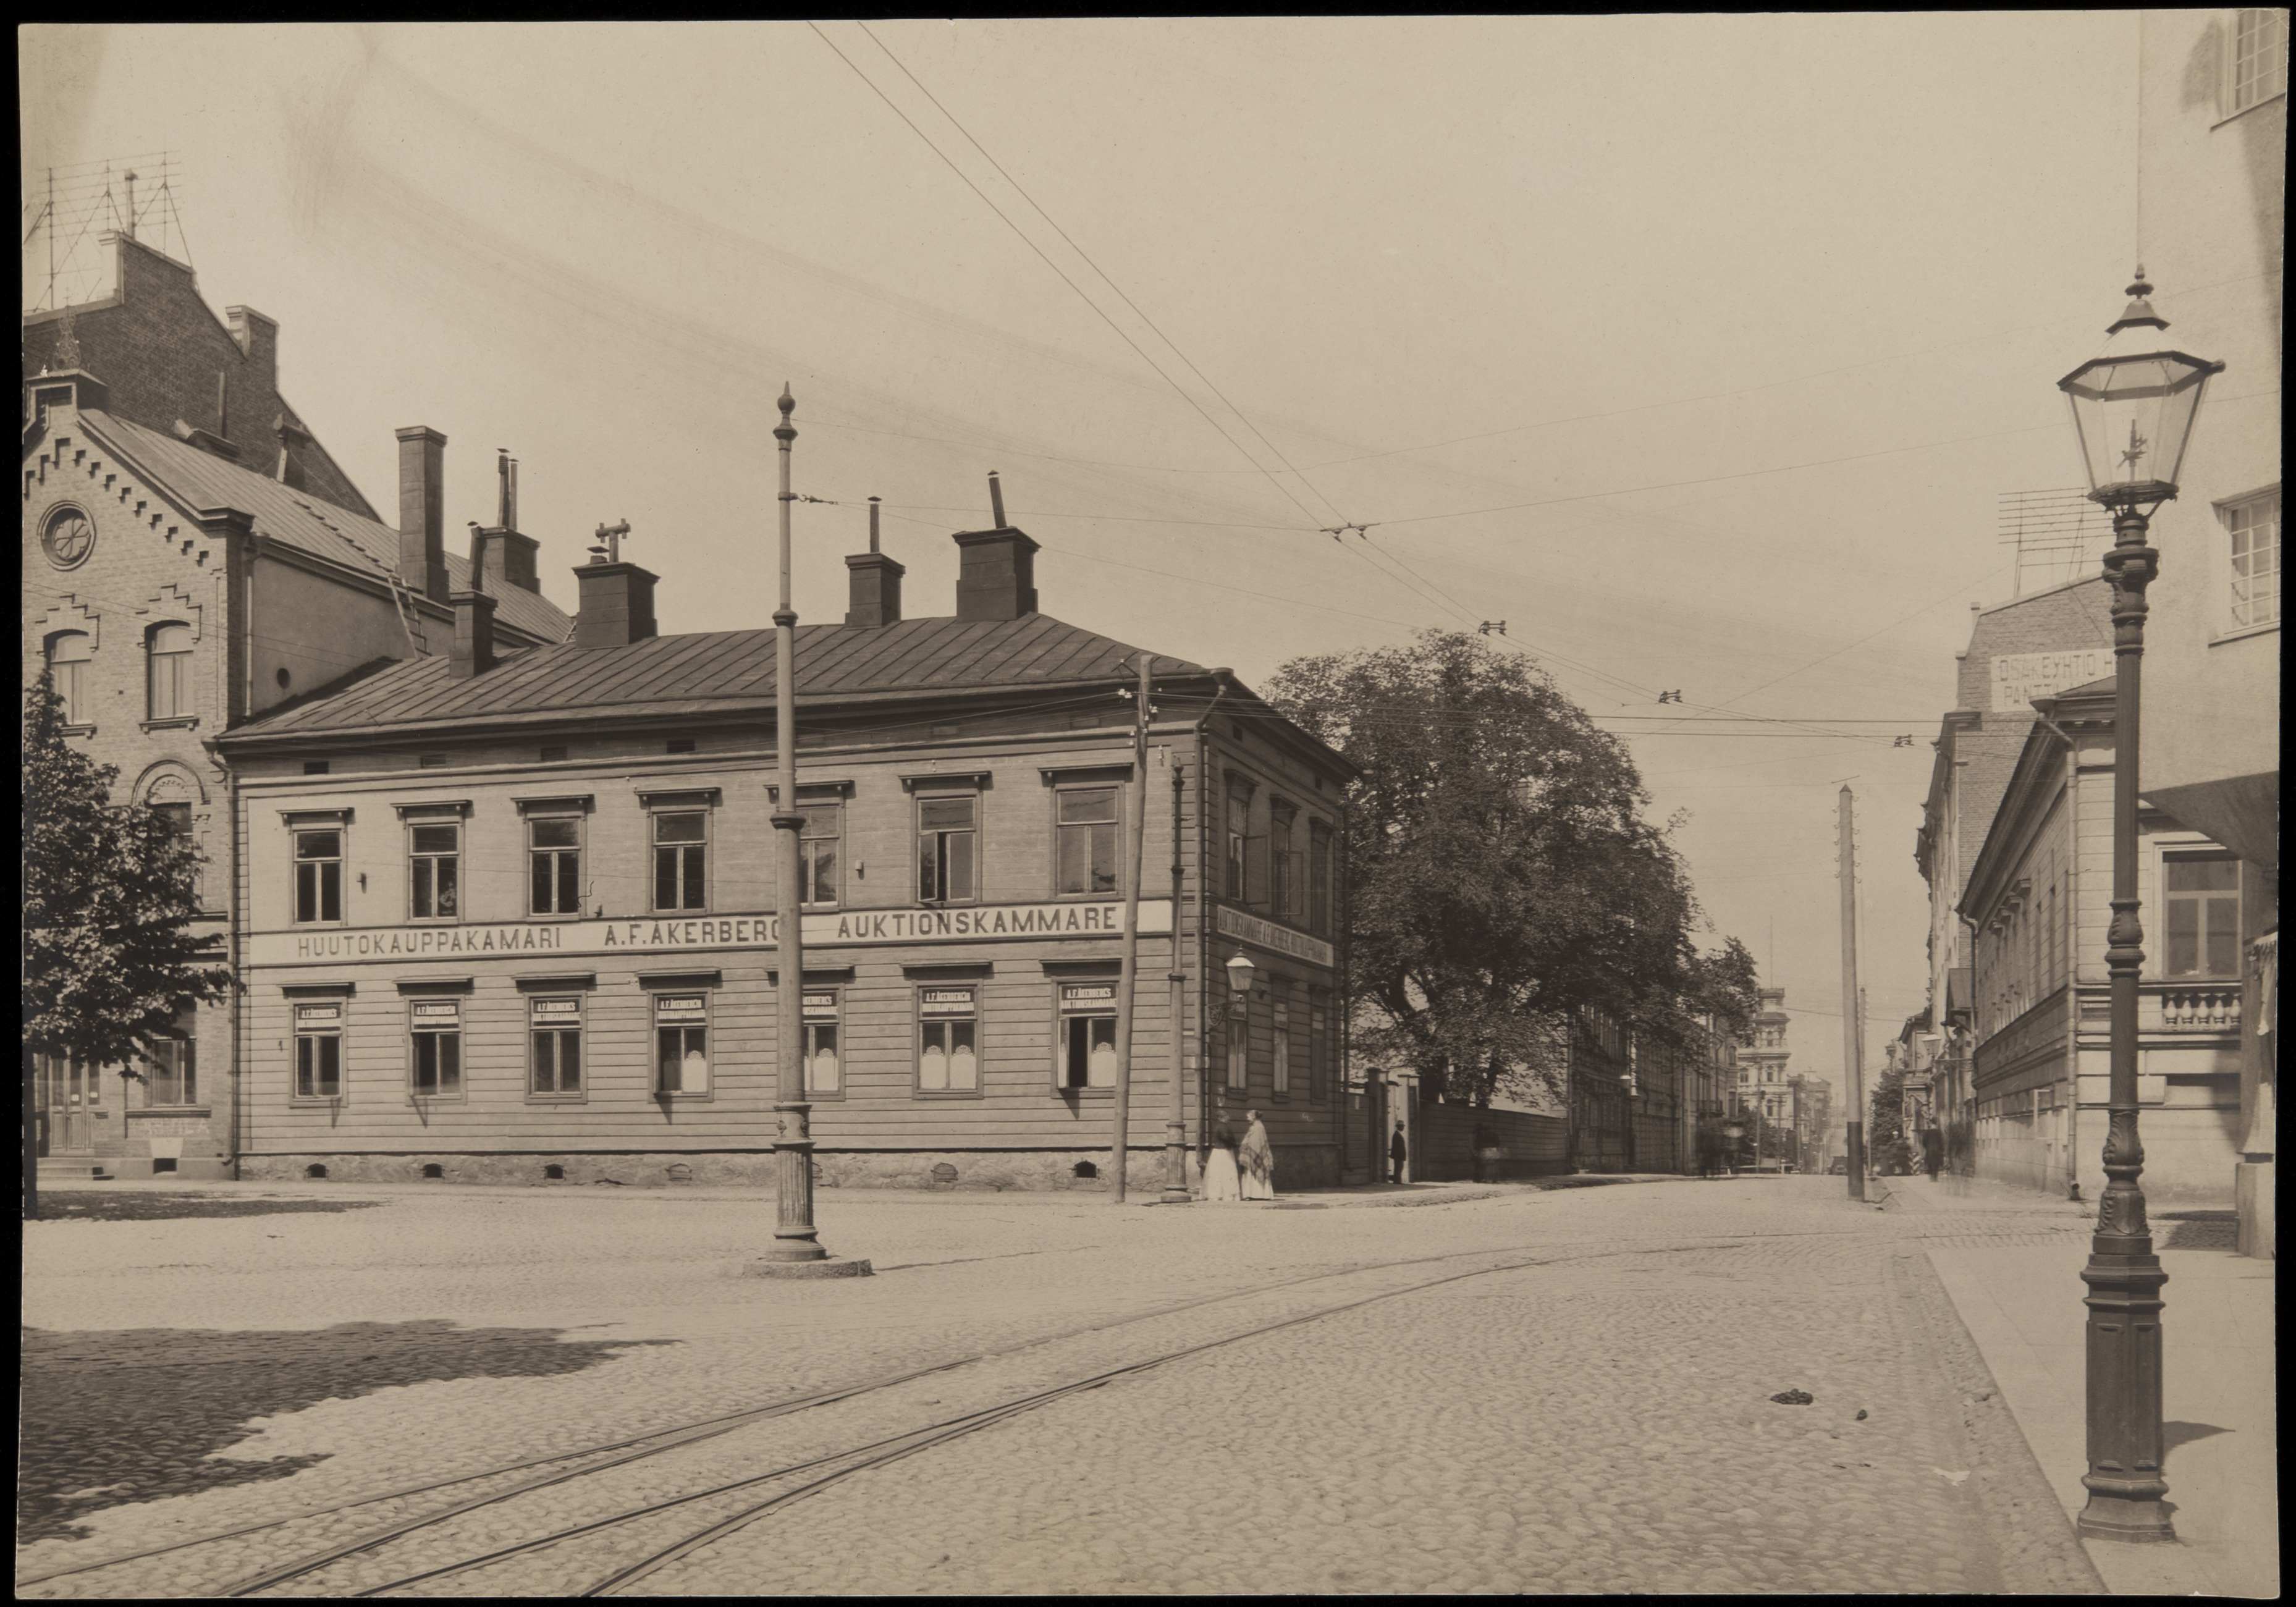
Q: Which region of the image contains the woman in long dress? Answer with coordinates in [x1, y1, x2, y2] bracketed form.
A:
[1202, 1119, 1243, 1202]
[1238, 1110, 1277, 1201]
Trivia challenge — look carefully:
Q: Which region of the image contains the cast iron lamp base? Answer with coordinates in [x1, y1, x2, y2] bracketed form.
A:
[745, 1255, 874, 1279]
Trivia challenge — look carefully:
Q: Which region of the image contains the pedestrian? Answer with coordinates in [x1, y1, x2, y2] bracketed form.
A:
[1203, 1116, 1242, 1203]
[1472, 1119, 1496, 1184]
[1239, 1109, 1277, 1201]
[1389, 1119, 1409, 1184]
[1920, 1125, 1943, 1181]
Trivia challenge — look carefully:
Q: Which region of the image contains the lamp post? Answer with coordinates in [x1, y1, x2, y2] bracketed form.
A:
[2056, 271, 2221, 1542]
[1721, 1116, 1744, 1178]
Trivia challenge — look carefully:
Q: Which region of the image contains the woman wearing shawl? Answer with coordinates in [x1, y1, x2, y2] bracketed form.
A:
[1238, 1109, 1277, 1200]
[1202, 1116, 1243, 1202]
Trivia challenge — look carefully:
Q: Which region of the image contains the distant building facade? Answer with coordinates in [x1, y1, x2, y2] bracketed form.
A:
[1737, 987, 1791, 1123]
[23, 233, 573, 1180]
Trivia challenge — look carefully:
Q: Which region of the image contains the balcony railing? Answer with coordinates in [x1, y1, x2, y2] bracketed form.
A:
[2150, 984, 2241, 1033]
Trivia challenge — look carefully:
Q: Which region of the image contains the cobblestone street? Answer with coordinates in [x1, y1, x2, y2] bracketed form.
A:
[17, 1175, 2161, 1595]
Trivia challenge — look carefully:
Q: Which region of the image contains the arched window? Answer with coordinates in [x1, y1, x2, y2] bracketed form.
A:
[147, 623, 195, 721]
[46, 633, 93, 725]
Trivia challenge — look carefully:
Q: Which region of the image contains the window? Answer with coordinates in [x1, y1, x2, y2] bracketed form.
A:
[1055, 787, 1119, 895]
[1270, 804, 1298, 919]
[2163, 853, 2241, 979]
[1272, 993, 1292, 1096]
[919, 987, 980, 1092]
[46, 633, 92, 725]
[530, 998, 583, 1098]
[1058, 983, 1118, 1090]
[654, 994, 711, 1095]
[146, 1014, 198, 1107]
[409, 822, 460, 920]
[804, 990, 841, 1094]
[800, 804, 841, 908]
[530, 816, 583, 916]
[918, 794, 977, 903]
[2225, 8, 2288, 118]
[653, 812, 707, 911]
[293, 1003, 344, 1099]
[1225, 783, 1251, 901]
[540, 746, 568, 763]
[2224, 490, 2280, 629]
[409, 1000, 463, 1097]
[1308, 820, 1333, 937]
[146, 623, 194, 721]
[1310, 1000, 1329, 1102]
[1226, 1007, 1249, 1091]
[294, 829, 343, 923]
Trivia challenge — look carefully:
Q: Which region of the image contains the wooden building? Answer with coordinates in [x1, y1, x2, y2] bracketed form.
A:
[216, 517, 1363, 1191]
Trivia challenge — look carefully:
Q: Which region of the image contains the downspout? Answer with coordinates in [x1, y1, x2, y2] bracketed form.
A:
[230, 537, 256, 1177]
[1194, 671, 1232, 1172]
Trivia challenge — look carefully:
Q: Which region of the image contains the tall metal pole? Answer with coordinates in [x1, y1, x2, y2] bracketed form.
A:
[749, 386, 866, 1278]
[1109, 654, 1152, 1202]
[1161, 746, 1191, 1203]
[1838, 786, 1867, 1200]
[2077, 501, 2171, 1541]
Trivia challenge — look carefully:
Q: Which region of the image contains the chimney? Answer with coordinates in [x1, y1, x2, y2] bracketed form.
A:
[845, 497, 905, 627]
[395, 426, 450, 602]
[224, 305, 279, 388]
[449, 589, 497, 678]
[574, 560, 659, 649]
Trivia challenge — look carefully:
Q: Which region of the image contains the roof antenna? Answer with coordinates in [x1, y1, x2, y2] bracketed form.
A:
[589, 520, 630, 565]
[987, 471, 1007, 529]
[868, 496, 881, 553]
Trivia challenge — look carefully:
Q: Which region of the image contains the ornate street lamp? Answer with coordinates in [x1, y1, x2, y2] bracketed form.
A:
[1225, 950, 1257, 1011]
[2056, 271, 2221, 1543]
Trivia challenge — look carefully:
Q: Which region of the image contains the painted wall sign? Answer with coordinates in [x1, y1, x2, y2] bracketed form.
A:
[530, 998, 581, 1021]
[1990, 649, 2112, 714]
[252, 900, 1176, 968]
[921, 988, 976, 1016]
[1215, 906, 1336, 968]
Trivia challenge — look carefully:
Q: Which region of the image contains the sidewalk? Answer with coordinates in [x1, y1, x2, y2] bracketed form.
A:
[1889, 1176, 2278, 1598]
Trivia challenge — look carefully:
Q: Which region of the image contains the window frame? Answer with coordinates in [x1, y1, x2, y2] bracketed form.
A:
[407, 998, 466, 1102]
[916, 983, 984, 1098]
[528, 995, 586, 1102]
[2218, 485, 2281, 638]
[652, 991, 715, 1099]
[803, 987, 845, 1099]
[407, 819, 463, 923]
[45, 630, 94, 728]
[528, 812, 585, 918]
[292, 825, 346, 926]
[145, 621, 196, 724]
[2219, 7, 2289, 124]
[916, 789, 981, 906]
[1271, 986, 1293, 1099]
[799, 800, 843, 911]
[1225, 995, 1251, 1092]
[650, 807, 712, 913]
[1052, 781, 1122, 899]
[1225, 779, 1252, 902]
[144, 1015, 200, 1109]
[1268, 802, 1299, 920]
[1053, 981, 1121, 1093]
[2157, 848, 2243, 981]
[292, 1001, 347, 1103]
[1307, 819, 1333, 937]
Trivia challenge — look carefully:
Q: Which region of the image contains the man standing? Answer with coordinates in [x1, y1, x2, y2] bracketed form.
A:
[1389, 1120, 1409, 1184]
[1920, 1125, 1943, 1182]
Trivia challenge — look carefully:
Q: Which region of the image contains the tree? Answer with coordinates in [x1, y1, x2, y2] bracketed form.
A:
[1267, 630, 1750, 1108]
[23, 673, 229, 1219]
[1867, 1060, 1911, 1175]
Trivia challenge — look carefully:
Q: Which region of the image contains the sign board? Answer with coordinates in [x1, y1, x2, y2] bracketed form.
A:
[255, 899, 1175, 968]
[530, 998, 581, 1021]
[1215, 906, 1336, 968]
[802, 992, 838, 1020]
[411, 1000, 460, 1025]
[655, 995, 707, 1020]
[293, 1003, 342, 1026]
[1990, 650, 2111, 714]
[921, 988, 975, 1017]
[1061, 984, 1116, 1011]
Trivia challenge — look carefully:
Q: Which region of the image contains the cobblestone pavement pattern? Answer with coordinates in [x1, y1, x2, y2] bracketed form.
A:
[19, 1177, 2105, 1595]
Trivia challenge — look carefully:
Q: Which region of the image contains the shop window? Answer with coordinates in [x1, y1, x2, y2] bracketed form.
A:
[653, 812, 708, 911]
[293, 1003, 344, 1099]
[804, 990, 842, 1094]
[146, 622, 194, 722]
[2162, 853, 2242, 979]
[530, 816, 583, 916]
[409, 822, 461, 921]
[800, 804, 842, 908]
[1055, 786, 1119, 895]
[654, 994, 711, 1095]
[1058, 983, 1118, 1090]
[1225, 782, 1251, 900]
[530, 997, 583, 1098]
[294, 829, 344, 924]
[146, 1014, 198, 1107]
[919, 986, 980, 1092]
[46, 631, 93, 726]
[410, 1000, 463, 1098]
[918, 794, 978, 903]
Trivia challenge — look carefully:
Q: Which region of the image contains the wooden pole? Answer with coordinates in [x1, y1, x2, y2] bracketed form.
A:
[1838, 786, 1867, 1200]
[1110, 654, 1152, 1201]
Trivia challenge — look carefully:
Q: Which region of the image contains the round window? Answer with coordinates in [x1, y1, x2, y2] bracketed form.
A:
[41, 504, 97, 570]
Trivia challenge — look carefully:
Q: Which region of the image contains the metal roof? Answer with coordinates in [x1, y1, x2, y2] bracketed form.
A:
[79, 410, 573, 646]
[228, 613, 1209, 740]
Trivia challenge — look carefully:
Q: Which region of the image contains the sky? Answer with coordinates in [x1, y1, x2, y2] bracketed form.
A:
[22, 18, 2158, 1110]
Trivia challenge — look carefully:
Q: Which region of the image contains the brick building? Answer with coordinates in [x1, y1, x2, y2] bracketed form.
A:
[23, 232, 571, 1179]
[214, 516, 1363, 1192]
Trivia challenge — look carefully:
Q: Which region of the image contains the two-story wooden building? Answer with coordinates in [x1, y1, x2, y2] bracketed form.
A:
[216, 516, 1362, 1191]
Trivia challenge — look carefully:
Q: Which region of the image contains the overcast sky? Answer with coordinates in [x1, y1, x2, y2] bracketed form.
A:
[24, 18, 2157, 1103]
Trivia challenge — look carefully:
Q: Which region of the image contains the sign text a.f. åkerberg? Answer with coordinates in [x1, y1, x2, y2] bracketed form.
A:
[256, 899, 1177, 967]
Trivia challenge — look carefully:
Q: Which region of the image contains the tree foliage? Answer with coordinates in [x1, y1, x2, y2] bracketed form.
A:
[22, 673, 229, 1074]
[1266, 630, 1753, 1107]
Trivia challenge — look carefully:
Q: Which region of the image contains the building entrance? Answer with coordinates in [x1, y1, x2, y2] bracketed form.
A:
[36, 1055, 103, 1155]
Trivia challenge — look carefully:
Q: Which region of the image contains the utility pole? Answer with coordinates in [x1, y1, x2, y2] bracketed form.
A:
[1161, 745, 1191, 1203]
[1109, 654, 1152, 1202]
[1838, 785, 1867, 1200]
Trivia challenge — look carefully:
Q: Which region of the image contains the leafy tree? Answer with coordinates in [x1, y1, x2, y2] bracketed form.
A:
[22, 673, 229, 1219]
[1866, 1060, 1911, 1174]
[1267, 630, 1750, 1108]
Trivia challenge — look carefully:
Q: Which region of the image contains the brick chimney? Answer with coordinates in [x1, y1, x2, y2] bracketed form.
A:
[395, 426, 450, 602]
[449, 590, 497, 678]
[953, 528, 1038, 622]
[845, 496, 903, 626]
[573, 561, 659, 648]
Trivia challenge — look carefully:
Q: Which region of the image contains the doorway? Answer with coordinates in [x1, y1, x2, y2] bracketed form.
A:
[36, 1055, 102, 1155]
